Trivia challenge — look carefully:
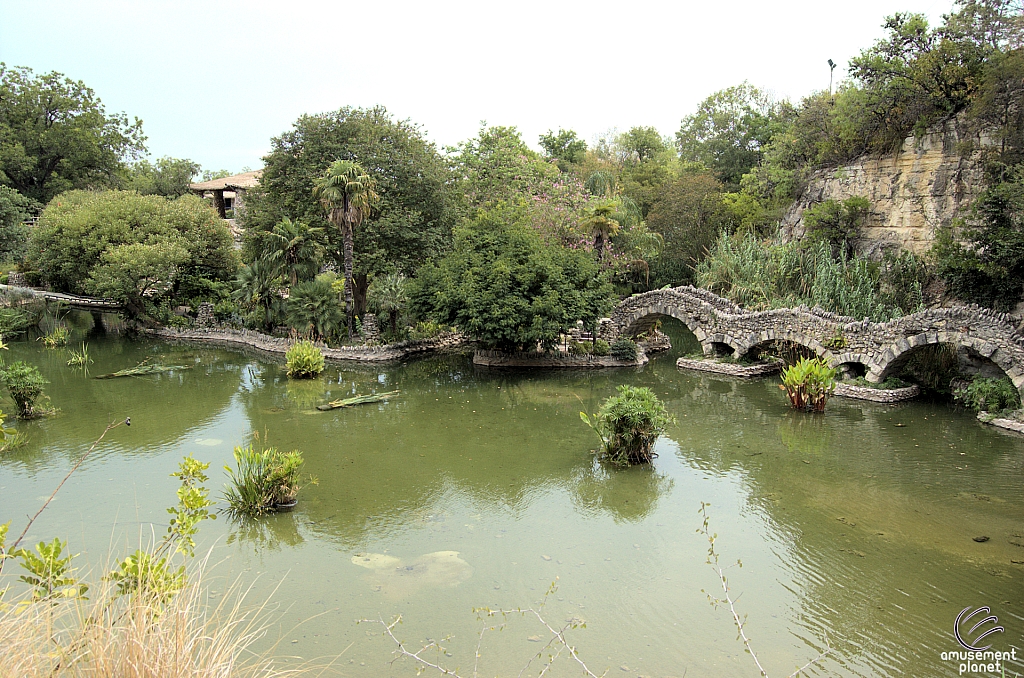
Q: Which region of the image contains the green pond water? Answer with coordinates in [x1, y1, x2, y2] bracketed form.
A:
[1, 315, 1022, 677]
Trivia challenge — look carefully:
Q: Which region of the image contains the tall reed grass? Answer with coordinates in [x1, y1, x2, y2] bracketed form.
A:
[0, 571, 305, 678]
[695, 232, 926, 321]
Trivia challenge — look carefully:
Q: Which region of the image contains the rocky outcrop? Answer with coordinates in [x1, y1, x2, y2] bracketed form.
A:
[781, 117, 995, 255]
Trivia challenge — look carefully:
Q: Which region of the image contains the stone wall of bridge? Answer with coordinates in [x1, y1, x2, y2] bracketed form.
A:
[608, 286, 1024, 392]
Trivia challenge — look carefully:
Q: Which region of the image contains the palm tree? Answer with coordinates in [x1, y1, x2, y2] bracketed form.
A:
[264, 217, 325, 287]
[367, 272, 408, 337]
[287, 276, 344, 342]
[582, 199, 621, 262]
[232, 259, 283, 331]
[312, 160, 380, 339]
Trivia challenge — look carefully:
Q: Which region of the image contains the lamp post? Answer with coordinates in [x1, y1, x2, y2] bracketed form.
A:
[828, 59, 837, 97]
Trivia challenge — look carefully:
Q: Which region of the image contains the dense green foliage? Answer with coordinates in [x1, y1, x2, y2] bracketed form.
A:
[580, 385, 675, 465]
[243, 106, 459, 313]
[780, 358, 837, 412]
[28, 190, 237, 319]
[954, 375, 1021, 412]
[676, 83, 787, 190]
[223, 444, 305, 517]
[0, 186, 40, 262]
[409, 204, 614, 351]
[120, 157, 201, 198]
[0, 64, 146, 203]
[287, 275, 344, 342]
[285, 340, 325, 378]
[934, 170, 1024, 309]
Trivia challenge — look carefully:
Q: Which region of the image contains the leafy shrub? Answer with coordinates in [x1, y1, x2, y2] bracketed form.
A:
[285, 340, 325, 379]
[803, 197, 870, 255]
[27, 190, 238, 320]
[568, 341, 592, 356]
[0, 307, 34, 339]
[954, 376, 1021, 413]
[0, 360, 48, 418]
[580, 385, 675, 465]
[780, 357, 836, 412]
[593, 339, 610, 356]
[408, 320, 451, 340]
[223, 444, 306, 518]
[609, 338, 638, 362]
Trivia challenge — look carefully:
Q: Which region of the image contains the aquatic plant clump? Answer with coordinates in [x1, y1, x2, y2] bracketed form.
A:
[285, 340, 325, 379]
[581, 385, 675, 465]
[223, 444, 306, 518]
[0, 360, 48, 418]
[40, 324, 70, 348]
[780, 357, 836, 412]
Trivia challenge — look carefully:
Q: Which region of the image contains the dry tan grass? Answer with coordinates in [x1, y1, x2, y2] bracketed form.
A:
[0, 573, 313, 678]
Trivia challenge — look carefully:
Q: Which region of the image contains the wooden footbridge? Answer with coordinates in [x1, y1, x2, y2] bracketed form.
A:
[0, 284, 123, 312]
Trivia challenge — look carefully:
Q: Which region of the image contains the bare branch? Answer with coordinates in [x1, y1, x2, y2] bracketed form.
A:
[1, 418, 127, 575]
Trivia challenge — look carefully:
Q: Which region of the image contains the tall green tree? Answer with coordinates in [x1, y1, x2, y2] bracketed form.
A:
[313, 160, 380, 338]
[0, 64, 146, 203]
[539, 129, 587, 170]
[451, 124, 558, 206]
[0, 186, 40, 262]
[243, 106, 459, 312]
[27, 190, 236, 318]
[647, 172, 731, 286]
[676, 83, 787, 190]
[121, 157, 201, 197]
[409, 204, 614, 352]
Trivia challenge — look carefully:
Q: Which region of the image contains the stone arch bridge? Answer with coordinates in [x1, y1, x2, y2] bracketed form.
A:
[605, 286, 1024, 392]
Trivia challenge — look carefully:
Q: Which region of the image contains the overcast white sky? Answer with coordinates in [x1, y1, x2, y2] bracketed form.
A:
[0, 0, 954, 173]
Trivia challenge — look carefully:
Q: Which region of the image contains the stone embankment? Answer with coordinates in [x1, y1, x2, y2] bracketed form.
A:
[151, 327, 468, 362]
[832, 382, 921, 403]
[676, 357, 782, 378]
[472, 349, 647, 368]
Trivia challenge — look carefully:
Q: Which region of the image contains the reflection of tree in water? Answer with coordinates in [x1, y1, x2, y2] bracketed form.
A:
[2, 338, 244, 471]
[234, 354, 624, 549]
[671, 368, 1024, 677]
[570, 460, 673, 523]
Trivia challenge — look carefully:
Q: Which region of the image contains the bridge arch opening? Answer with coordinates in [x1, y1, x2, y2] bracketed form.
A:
[739, 339, 821, 365]
[622, 314, 703, 356]
[836, 361, 868, 379]
[878, 342, 1018, 398]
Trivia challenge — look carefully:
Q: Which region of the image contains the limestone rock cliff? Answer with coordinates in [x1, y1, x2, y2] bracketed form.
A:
[781, 117, 995, 255]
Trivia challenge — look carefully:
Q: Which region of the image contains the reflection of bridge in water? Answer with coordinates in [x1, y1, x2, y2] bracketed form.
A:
[1, 284, 123, 312]
[607, 286, 1024, 393]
